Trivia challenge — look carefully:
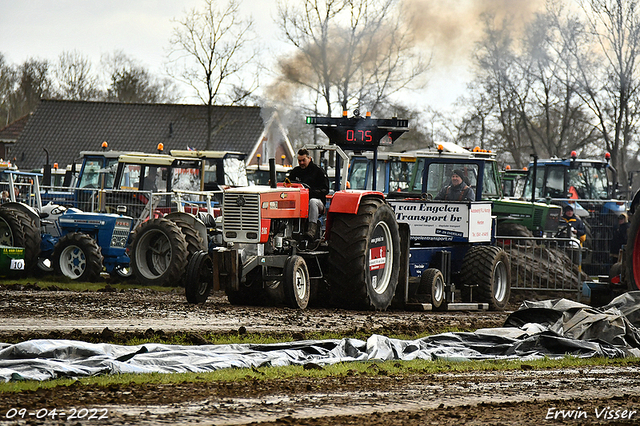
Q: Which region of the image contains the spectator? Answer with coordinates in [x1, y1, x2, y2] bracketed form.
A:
[560, 204, 586, 245]
[610, 213, 630, 261]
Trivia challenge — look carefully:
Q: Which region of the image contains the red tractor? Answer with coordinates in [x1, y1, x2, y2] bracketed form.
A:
[184, 112, 408, 310]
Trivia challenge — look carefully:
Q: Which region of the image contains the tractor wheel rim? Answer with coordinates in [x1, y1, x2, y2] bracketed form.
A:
[294, 266, 308, 300]
[493, 260, 508, 302]
[370, 221, 393, 295]
[136, 229, 171, 278]
[60, 245, 85, 279]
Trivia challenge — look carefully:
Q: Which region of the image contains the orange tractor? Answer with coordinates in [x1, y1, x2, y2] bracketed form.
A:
[184, 112, 408, 310]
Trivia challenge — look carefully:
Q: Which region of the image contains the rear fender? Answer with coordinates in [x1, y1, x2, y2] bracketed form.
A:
[325, 191, 385, 236]
[328, 190, 385, 214]
[165, 211, 207, 246]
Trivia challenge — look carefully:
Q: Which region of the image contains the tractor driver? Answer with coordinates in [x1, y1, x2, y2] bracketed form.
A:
[435, 169, 475, 202]
[286, 148, 330, 240]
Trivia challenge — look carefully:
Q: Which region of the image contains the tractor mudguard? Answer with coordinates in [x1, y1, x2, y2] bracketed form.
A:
[328, 190, 385, 214]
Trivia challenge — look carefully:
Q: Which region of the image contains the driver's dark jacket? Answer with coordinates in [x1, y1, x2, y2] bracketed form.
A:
[287, 161, 329, 202]
[435, 182, 475, 201]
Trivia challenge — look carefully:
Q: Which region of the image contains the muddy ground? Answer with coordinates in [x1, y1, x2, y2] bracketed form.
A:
[0, 284, 639, 425]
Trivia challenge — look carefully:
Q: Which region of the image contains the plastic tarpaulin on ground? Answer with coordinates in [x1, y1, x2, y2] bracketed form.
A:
[2, 292, 640, 382]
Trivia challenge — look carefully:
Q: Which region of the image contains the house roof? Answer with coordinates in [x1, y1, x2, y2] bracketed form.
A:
[0, 114, 31, 144]
[15, 100, 269, 170]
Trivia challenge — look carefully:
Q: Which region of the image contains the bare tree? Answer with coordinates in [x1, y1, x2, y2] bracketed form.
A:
[53, 51, 101, 101]
[464, 7, 598, 167]
[276, 0, 429, 117]
[470, 13, 532, 164]
[168, 0, 258, 148]
[562, 0, 640, 189]
[8, 58, 53, 122]
[102, 51, 181, 103]
[456, 82, 496, 153]
[0, 53, 18, 126]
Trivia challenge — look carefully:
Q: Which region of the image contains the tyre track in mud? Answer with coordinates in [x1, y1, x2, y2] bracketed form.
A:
[3, 285, 639, 425]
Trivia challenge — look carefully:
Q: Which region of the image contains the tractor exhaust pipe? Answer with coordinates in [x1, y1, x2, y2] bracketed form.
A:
[269, 158, 277, 188]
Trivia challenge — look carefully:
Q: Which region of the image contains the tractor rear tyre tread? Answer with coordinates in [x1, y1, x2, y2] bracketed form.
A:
[327, 197, 400, 311]
[171, 217, 206, 287]
[624, 211, 640, 291]
[130, 218, 188, 287]
[0, 206, 41, 274]
[461, 245, 511, 311]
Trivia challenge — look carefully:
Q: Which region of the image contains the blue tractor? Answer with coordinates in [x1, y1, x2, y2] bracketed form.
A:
[1, 170, 134, 281]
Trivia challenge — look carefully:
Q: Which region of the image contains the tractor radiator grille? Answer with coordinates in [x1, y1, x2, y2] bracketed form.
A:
[110, 219, 133, 248]
[222, 193, 261, 243]
[533, 209, 543, 228]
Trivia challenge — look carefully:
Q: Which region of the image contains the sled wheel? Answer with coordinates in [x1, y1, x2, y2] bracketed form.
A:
[421, 268, 445, 310]
[52, 232, 103, 282]
[185, 251, 214, 304]
[283, 255, 310, 309]
[130, 218, 188, 287]
[625, 211, 640, 290]
[327, 197, 400, 311]
[0, 207, 41, 274]
[461, 245, 511, 310]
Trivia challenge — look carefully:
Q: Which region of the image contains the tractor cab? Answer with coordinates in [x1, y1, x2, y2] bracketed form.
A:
[348, 146, 561, 238]
[113, 150, 248, 220]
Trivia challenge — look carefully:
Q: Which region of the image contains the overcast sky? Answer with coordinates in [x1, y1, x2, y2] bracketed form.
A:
[0, 0, 521, 112]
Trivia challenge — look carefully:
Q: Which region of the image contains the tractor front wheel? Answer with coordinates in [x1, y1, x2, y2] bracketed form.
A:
[52, 232, 103, 282]
[283, 255, 310, 309]
[421, 268, 446, 310]
[185, 251, 214, 304]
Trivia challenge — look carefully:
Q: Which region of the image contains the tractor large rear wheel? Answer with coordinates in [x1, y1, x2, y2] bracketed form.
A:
[0, 207, 41, 274]
[52, 232, 103, 282]
[624, 211, 640, 291]
[327, 197, 400, 311]
[461, 245, 511, 311]
[130, 218, 188, 287]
